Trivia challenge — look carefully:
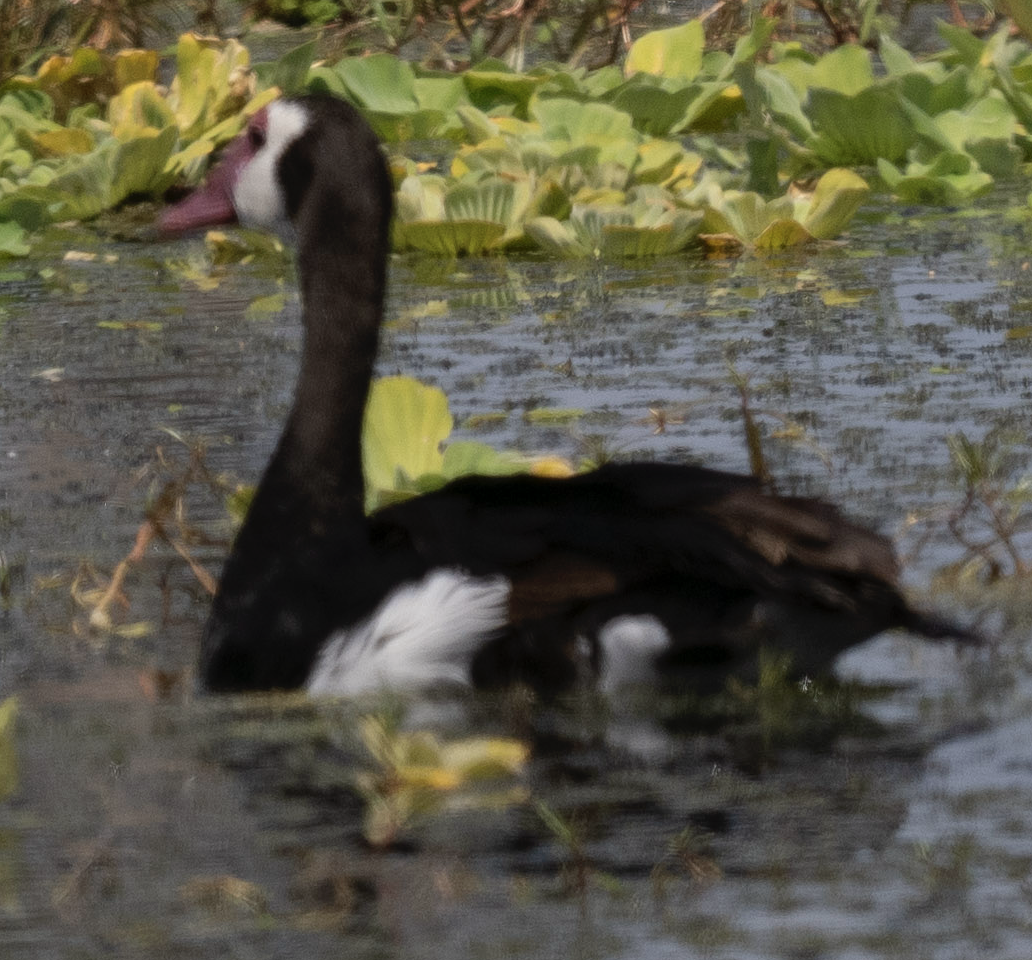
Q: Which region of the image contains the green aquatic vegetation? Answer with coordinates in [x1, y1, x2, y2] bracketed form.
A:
[614, 16, 773, 135]
[806, 83, 916, 166]
[715, 652, 863, 764]
[522, 406, 584, 424]
[355, 712, 529, 848]
[624, 20, 706, 83]
[911, 837, 977, 895]
[179, 875, 271, 920]
[651, 825, 723, 894]
[0, 696, 17, 802]
[693, 167, 869, 251]
[755, 43, 917, 166]
[310, 53, 468, 142]
[362, 375, 454, 506]
[877, 152, 994, 205]
[0, 125, 178, 228]
[526, 190, 703, 258]
[398, 96, 705, 255]
[5, 18, 1032, 259]
[361, 375, 533, 510]
[22, 47, 159, 120]
[534, 799, 622, 899]
[393, 174, 527, 254]
[0, 221, 27, 257]
[749, 29, 1022, 195]
[942, 430, 1032, 579]
[0, 35, 274, 243]
[929, 96, 1022, 178]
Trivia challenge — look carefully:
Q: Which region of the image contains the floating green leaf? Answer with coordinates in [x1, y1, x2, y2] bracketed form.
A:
[697, 168, 867, 250]
[441, 441, 523, 478]
[252, 39, 318, 95]
[444, 177, 523, 226]
[606, 81, 701, 136]
[932, 96, 1021, 176]
[462, 68, 545, 115]
[97, 320, 163, 331]
[362, 376, 452, 508]
[354, 712, 528, 848]
[795, 168, 870, 240]
[109, 125, 178, 200]
[524, 215, 592, 257]
[807, 85, 914, 164]
[395, 174, 447, 222]
[330, 54, 419, 114]
[112, 49, 160, 90]
[532, 98, 638, 170]
[625, 20, 705, 81]
[244, 293, 287, 320]
[394, 175, 536, 253]
[0, 697, 18, 802]
[524, 407, 584, 424]
[527, 191, 702, 258]
[0, 222, 28, 257]
[395, 220, 506, 256]
[108, 81, 176, 138]
[877, 152, 993, 205]
[809, 44, 875, 95]
[753, 219, 813, 250]
[26, 127, 93, 157]
[167, 34, 255, 141]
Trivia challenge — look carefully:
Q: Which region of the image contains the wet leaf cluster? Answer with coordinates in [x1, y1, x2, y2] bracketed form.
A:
[0, 36, 276, 257]
[4, 16, 1032, 259]
[0, 696, 17, 802]
[353, 710, 529, 847]
[362, 375, 574, 509]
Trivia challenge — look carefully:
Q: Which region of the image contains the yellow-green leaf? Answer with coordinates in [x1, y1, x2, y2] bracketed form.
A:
[753, 219, 814, 250]
[29, 127, 94, 157]
[395, 220, 505, 256]
[112, 49, 159, 90]
[0, 697, 18, 802]
[362, 376, 452, 505]
[798, 168, 870, 240]
[244, 293, 287, 320]
[625, 21, 706, 81]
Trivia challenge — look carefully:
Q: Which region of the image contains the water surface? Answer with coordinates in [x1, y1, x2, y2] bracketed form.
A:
[2, 190, 1031, 958]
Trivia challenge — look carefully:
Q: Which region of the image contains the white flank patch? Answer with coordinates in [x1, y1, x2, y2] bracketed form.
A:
[233, 100, 309, 233]
[306, 569, 511, 697]
[596, 614, 669, 693]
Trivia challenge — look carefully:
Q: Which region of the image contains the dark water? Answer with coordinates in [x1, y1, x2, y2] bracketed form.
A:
[2, 189, 1032, 958]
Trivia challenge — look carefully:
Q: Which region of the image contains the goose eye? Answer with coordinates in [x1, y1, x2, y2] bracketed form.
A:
[247, 124, 266, 150]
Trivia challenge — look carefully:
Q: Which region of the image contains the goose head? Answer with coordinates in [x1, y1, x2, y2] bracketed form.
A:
[160, 96, 393, 260]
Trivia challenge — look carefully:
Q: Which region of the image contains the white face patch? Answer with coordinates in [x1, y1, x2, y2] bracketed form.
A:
[306, 569, 511, 697]
[232, 100, 310, 233]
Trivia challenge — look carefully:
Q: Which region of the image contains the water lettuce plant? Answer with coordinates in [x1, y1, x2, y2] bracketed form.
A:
[4, 16, 1032, 260]
[692, 168, 870, 251]
[354, 712, 528, 848]
[0, 35, 273, 246]
[876, 153, 994, 205]
[526, 190, 703, 258]
[0, 696, 17, 802]
[362, 375, 539, 510]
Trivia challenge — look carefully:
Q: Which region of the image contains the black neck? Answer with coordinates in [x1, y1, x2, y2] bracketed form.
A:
[271, 234, 385, 518]
[199, 100, 395, 691]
